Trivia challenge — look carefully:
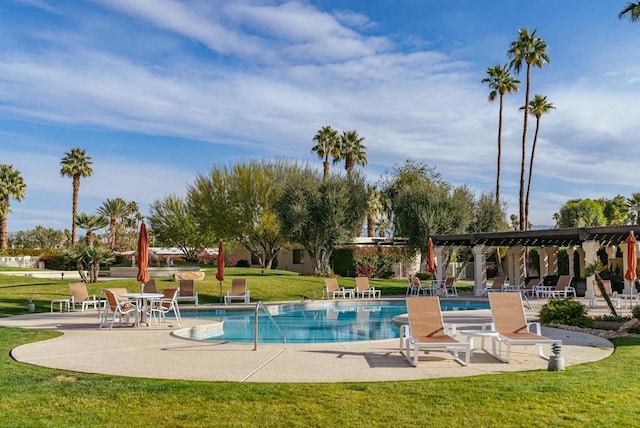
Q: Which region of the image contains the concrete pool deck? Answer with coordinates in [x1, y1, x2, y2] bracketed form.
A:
[0, 297, 615, 383]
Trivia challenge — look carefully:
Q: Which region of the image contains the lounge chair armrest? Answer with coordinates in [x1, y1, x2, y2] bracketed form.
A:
[527, 322, 542, 335]
[445, 324, 457, 337]
[481, 322, 495, 332]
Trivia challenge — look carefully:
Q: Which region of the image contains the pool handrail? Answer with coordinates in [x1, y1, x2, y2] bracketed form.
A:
[254, 301, 287, 350]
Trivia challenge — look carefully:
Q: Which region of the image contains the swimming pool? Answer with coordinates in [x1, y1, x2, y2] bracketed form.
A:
[179, 299, 489, 344]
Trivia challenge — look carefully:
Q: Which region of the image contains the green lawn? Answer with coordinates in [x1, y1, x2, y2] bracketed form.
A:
[0, 269, 636, 427]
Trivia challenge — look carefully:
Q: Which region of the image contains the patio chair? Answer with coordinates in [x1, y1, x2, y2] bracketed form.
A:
[591, 279, 618, 308]
[488, 292, 559, 362]
[400, 296, 470, 366]
[177, 279, 199, 306]
[148, 287, 182, 325]
[224, 278, 250, 304]
[484, 276, 506, 294]
[69, 282, 102, 311]
[142, 279, 157, 293]
[550, 275, 576, 299]
[101, 289, 140, 329]
[406, 275, 425, 296]
[354, 276, 381, 298]
[444, 277, 458, 297]
[521, 278, 542, 297]
[323, 278, 352, 299]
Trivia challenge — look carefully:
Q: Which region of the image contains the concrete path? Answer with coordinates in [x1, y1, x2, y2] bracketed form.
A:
[0, 302, 614, 383]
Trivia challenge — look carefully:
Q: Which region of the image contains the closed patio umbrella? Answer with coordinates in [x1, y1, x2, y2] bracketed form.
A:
[137, 222, 150, 289]
[216, 240, 225, 303]
[427, 238, 435, 274]
[625, 231, 637, 295]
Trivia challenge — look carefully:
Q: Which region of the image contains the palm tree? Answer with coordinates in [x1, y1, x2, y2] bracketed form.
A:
[619, 2, 640, 21]
[336, 130, 367, 178]
[482, 64, 520, 204]
[520, 95, 555, 229]
[74, 212, 108, 246]
[311, 126, 340, 181]
[366, 185, 384, 237]
[0, 164, 27, 249]
[507, 28, 549, 231]
[60, 148, 93, 245]
[96, 197, 130, 250]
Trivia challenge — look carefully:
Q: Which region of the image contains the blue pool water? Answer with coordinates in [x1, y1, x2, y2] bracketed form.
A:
[180, 299, 489, 344]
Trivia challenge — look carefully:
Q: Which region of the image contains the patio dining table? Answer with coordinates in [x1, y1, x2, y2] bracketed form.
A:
[121, 293, 163, 327]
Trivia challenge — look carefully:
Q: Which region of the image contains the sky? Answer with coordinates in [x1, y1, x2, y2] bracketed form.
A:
[1, 0, 640, 233]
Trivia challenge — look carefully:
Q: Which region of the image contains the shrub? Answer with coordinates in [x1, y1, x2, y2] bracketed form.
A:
[330, 248, 356, 277]
[235, 259, 250, 268]
[632, 305, 640, 320]
[415, 271, 434, 281]
[539, 298, 593, 328]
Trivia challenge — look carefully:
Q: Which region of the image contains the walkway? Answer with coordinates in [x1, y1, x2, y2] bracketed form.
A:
[0, 298, 614, 383]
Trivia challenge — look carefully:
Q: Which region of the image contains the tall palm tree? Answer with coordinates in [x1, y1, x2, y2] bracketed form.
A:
[366, 185, 384, 237]
[520, 95, 555, 229]
[336, 130, 367, 178]
[311, 126, 340, 181]
[619, 2, 640, 21]
[96, 197, 130, 250]
[74, 212, 108, 246]
[482, 64, 520, 204]
[60, 148, 93, 245]
[0, 164, 27, 249]
[507, 28, 549, 231]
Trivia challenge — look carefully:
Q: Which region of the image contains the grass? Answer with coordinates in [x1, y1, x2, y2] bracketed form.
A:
[0, 268, 635, 426]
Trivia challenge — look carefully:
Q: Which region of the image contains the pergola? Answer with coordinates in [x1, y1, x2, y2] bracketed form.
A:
[431, 226, 640, 296]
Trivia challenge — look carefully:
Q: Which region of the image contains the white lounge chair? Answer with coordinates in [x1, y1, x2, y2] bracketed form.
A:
[550, 275, 576, 298]
[484, 276, 506, 294]
[323, 278, 352, 299]
[488, 292, 559, 362]
[69, 282, 102, 311]
[225, 278, 250, 304]
[400, 296, 471, 366]
[354, 277, 381, 298]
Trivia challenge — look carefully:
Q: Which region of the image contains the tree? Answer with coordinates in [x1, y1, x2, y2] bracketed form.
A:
[508, 28, 549, 230]
[602, 195, 630, 226]
[619, 2, 640, 21]
[482, 64, 520, 203]
[60, 148, 93, 245]
[366, 185, 384, 237]
[626, 192, 640, 225]
[0, 164, 27, 249]
[147, 194, 206, 261]
[520, 94, 555, 229]
[335, 130, 367, 178]
[96, 198, 131, 250]
[189, 160, 302, 269]
[311, 126, 340, 182]
[275, 170, 367, 275]
[469, 192, 508, 233]
[585, 260, 618, 317]
[74, 213, 108, 246]
[557, 199, 606, 228]
[65, 242, 114, 283]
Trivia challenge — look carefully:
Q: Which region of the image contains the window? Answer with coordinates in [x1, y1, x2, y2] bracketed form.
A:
[293, 249, 304, 264]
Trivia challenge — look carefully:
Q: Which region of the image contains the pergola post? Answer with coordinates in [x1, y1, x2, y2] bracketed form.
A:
[582, 240, 599, 297]
[566, 247, 575, 277]
[539, 247, 549, 278]
[576, 246, 586, 279]
[434, 245, 447, 283]
[473, 245, 487, 297]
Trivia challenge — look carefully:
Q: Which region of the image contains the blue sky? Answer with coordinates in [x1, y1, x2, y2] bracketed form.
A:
[2, 0, 640, 233]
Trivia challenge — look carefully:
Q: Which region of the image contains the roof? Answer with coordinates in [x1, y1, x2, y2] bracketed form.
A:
[432, 226, 640, 248]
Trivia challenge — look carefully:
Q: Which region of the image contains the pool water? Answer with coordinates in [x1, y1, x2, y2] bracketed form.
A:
[180, 299, 489, 344]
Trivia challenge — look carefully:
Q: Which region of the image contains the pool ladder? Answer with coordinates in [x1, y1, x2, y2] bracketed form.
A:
[254, 301, 286, 350]
[301, 289, 317, 302]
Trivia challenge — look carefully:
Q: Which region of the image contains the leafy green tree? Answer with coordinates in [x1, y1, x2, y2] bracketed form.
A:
[557, 199, 606, 228]
[521, 94, 555, 229]
[335, 130, 367, 178]
[619, 2, 640, 21]
[60, 148, 93, 245]
[0, 164, 27, 249]
[96, 198, 131, 250]
[147, 195, 206, 262]
[482, 64, 520, 203]
[275, 170, 367, 275]
[14, 226, 66, 249]
[469, 192, 508, 233]
[74, 213, 108, 246]
[189, 160, 301, 268]
[602, 195, 630, 226]
[311, 126, 340, 182]
[508, 28, 549, 230]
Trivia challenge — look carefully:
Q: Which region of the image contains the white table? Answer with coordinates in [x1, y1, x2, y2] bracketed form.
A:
[460, 329, 499, 358]
[121, 293, 163, 326]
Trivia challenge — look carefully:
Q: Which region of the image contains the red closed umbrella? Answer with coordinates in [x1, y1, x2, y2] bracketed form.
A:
[427, 238, 436, 274]
[137, 222, 150, 287]
[216, 240, 225, 303]
[625, 231, 637, 294]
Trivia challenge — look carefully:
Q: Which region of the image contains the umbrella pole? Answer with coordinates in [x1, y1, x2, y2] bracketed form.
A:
[219, 281, 223, 304]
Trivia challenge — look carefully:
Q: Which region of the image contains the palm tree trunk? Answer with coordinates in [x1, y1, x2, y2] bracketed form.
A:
[524, 118, 541, 230]
[367, 216, 375, 237]
[595, 273, 618, 317]
[519, 64, 532, 231]
[0, 198, 8, 249]
[496, 93, 504, 203]
[322, 160, 329, 182]
[71, 175, 80, 245]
